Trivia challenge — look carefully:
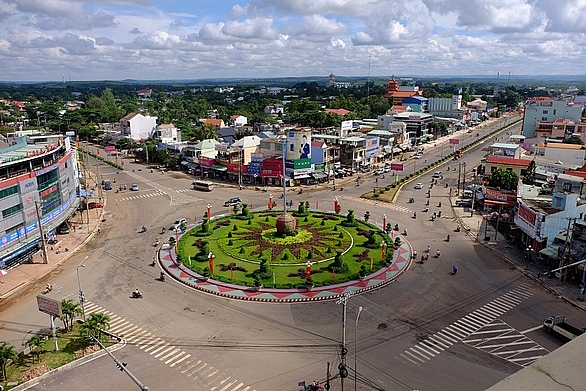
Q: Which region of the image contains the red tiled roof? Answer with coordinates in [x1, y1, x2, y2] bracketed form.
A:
[486, 156, 532, 167]
[325, 108, 351, 116]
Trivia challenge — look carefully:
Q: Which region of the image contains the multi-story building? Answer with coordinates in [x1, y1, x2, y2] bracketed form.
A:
[0, 135, 79, 270]
[521, 98, 583, 138]
[120, 113, 157, 140]
[533, 118, 586, 142]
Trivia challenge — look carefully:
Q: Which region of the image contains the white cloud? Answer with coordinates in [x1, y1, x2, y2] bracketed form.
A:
[0, 0, 585, 80]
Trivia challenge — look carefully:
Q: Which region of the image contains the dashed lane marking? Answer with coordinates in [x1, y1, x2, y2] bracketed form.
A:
[84, 302, 257, 391]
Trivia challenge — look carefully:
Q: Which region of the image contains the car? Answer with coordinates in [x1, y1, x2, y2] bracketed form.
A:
[131, 184, 139, 191]
[432, 171, 442, 178]
[383, 166, 391, 173]
[57, 223, 70, 234]
[413, 153, 422, 159]
[374, 168, 384, 175]
[103, 180, 112, 190]
[170, 218, 187, 231]
[88, 202, 104, 209]
[335, 170, 346, 178]
[223, 197, 242, 207]
[414, 182, 424, 189]
[455, 199, 473, 207]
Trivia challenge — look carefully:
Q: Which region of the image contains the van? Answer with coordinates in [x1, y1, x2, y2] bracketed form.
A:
[104, 180, 112, 190]
[57, 223, 70, 234]
[193, 180, 214, 191]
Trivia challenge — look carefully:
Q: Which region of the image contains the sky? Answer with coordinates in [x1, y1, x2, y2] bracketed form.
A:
[1, 0, 585, 82]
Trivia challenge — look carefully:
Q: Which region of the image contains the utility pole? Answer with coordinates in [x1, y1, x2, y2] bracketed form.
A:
[35, 201, 48, 264]
[336, 293, 353, 391]
[560, 218, 576, 283]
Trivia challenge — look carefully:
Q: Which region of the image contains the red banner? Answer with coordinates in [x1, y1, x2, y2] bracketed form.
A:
[390, 163, 403, 171]
[199, 156, 215, 167]
[449, 139, 460, 145]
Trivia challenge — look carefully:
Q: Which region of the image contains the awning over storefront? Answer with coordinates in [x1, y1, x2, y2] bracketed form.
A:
[484, 199, 515, 206]
[539, 246, 559, 259]
[295, 174, 311, 180]
[312, 172, 328, 179]
[210, 165, 227, 171]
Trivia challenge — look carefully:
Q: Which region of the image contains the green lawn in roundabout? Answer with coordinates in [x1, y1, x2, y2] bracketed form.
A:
[175, 203, 400, 289]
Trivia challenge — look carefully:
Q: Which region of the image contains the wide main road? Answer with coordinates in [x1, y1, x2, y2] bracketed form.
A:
[1, 123, 585, 391]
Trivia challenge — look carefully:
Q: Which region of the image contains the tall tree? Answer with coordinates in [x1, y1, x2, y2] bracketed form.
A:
[488, 168, 519, 191]
[25, 335, 43, 363]
[0, 342, 18, 380]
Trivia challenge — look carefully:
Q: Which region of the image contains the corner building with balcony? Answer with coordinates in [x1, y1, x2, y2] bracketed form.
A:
[0, 135, 79, 270]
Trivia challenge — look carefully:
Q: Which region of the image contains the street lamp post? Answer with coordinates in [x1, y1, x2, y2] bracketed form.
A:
[207, 204, 212, 219]
[381, 241, 387, 262]
[208, 251, 215, 276]
[354, 306, 363, 391]
[34, 201, 49, 264]
[77, 256, 88, 321]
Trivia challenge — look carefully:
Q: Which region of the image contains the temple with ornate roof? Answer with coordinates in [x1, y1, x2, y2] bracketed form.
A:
[382, 75, 423, 104]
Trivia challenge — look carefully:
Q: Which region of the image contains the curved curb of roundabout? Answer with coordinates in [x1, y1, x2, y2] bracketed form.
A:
[158, 230, 413, 303]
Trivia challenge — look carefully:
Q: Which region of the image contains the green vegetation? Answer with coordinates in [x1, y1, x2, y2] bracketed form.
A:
[0, 313, 114, 389]
[177, 211, 394, 288]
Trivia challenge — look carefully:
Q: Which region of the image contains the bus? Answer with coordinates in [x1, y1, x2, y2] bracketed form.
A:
[193, 180, 214, 191]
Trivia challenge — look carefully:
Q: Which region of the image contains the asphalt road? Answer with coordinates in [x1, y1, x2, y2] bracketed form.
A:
[3, 117, 586, 391]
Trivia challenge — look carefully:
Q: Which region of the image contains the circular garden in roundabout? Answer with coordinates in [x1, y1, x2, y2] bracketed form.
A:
[173, 202, 401, 290]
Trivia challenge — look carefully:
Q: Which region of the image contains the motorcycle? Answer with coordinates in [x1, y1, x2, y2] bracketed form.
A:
[42, 283, 53, 294]
[436, 249, 441, 258]
[153, 239, 160, 247]
[455, 225, 461, 232]
[132, 290, 143, 299]
[446, 234, 450, 242]
[160, 272, 165, 282]
[403, 228, 408, 236]
[394, 224, 399, 231]
[452, 266, 458, 275]
[140, 226, 147, 233]
[409, 198, 414, 203]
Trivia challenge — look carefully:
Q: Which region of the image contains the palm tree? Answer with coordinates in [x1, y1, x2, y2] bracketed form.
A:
[0, 342, 18, 381]
[80, 313, 110, 343]
[60, 299, 82, 331]
[25, 335, 43, 363]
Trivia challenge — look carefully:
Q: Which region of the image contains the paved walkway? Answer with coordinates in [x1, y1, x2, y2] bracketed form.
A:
[158, 229, 412, 302]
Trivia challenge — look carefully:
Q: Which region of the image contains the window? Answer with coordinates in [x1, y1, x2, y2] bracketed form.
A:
[542, 110, 548, 114]
[2, 204, 22, 218]
[563, 182, 572, 191]
[0, 186, 18, 200]
[542, 117, 548, 121]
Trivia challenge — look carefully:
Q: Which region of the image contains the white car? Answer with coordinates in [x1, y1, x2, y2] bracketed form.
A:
[374, 168, 384, 175]
[131, 184, 139, 191]
[171, 218, 187, 231]
[413, 153, 423, 159]
[414, 182, 424, 189]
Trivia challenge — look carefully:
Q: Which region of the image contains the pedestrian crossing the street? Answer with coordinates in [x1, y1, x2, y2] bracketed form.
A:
[84, 302, 256, 391]
[399, 284, 537, 366]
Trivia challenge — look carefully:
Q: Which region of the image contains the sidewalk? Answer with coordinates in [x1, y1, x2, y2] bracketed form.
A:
[0, 207, 103, 300]
[453, 205, 586, 311]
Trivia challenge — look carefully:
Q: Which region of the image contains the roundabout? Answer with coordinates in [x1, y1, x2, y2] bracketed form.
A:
[157, 206, 413, 302]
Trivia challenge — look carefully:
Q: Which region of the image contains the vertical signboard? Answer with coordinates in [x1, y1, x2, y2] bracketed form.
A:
[288, 130, 312, 161]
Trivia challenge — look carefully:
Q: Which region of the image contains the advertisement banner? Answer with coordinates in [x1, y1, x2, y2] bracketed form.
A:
[449, 138, 460, 145]
[288, 130, 312, 161]
[365, 137, 380, 158]
[198, 156, 215, 167]
[390, 163, 404, 171]
[104, 146, 115, 153]
[293, 158, 311, 170]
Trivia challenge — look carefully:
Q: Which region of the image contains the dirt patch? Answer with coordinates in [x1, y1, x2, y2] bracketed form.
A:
[20, 364, 52, 382]
[168, 171, 191, 180]
[75, 344, 101, 358]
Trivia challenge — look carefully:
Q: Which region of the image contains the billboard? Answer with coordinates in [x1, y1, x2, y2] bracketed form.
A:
[37, 295, 62, 317]
[449, 138, 460, 145]
[288, 130, 312, 161]
[365, 137, 380, 159]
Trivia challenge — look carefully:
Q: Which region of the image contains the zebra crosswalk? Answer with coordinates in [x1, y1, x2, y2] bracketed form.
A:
[399, 284, 541, 366]
[84, 302, 256, 391]
[339, 195, 412, 214]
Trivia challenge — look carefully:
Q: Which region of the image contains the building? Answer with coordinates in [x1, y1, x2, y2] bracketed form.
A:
[120, 113, 157, 141]
[0, 135, 79, 270]
[153, 124, 180, 143]
[401, 96, 428, 112]
[533, 118, 586, 142]
[229, 115, 248, 127]
[466, 98, 488, 112]
[382, 75, 423, 105]
[427, 95, 468, 120]
[485, 156, 532, 178]
[538, 143, 586, 167]
[392, 112, 434, 142]
[521, 98, 583, 138]
[264, 104, 284, 116]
